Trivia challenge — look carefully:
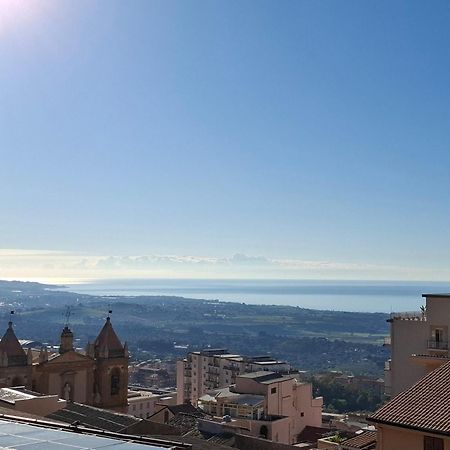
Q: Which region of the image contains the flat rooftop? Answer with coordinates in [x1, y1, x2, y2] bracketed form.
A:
[0, 387, 53, 405]
[422, 293, 450, 298]
[238, 371, 295, 383]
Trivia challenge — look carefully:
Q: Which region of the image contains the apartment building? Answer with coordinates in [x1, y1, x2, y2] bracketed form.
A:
[197, 371, 323, 445]
[176, 348, 291, 404]
[385, 293, 450, 397]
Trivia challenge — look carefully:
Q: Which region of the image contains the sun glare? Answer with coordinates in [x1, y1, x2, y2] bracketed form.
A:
[0, 0, 41, 35]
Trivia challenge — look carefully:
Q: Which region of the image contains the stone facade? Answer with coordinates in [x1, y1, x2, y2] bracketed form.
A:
[0, 317, 128, 411]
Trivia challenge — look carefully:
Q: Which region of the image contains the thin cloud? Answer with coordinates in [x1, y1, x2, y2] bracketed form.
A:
[0, 248, 449, 282]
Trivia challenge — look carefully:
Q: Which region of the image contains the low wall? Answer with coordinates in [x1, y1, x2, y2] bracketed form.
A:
[235, 434, 303, 450]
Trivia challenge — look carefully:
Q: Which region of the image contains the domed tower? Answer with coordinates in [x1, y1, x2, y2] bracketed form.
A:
[92, 315, 128, 411]
[0, 320, 32, 388]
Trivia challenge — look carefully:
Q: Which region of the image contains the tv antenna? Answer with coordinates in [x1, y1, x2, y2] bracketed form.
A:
[64, 306, 72, 327]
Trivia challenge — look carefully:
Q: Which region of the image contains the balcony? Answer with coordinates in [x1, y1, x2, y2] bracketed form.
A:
[427, 340, 448, 350]
[223, 365, 239, 371]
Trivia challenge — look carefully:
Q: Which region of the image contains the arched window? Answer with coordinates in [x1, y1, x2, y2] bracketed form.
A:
[111, 368, 121, 395]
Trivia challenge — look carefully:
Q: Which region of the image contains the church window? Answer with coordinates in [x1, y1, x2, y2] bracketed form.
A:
[111, 369, 121, 395]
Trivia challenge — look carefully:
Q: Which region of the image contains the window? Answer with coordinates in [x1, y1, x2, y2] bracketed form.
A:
[271, 387, 277, 394]
[110, 369, 120, 395]
[424, 436, 444, 450]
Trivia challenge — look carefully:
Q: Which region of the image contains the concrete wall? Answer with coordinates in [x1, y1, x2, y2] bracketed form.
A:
[235, 434, 301, 450]
[176, 360, 185, 404]
[377, 424, 450, 450]
[13, 396, 66, 416]
[390, 318, 428, 396]
[292, 383, 323, 435]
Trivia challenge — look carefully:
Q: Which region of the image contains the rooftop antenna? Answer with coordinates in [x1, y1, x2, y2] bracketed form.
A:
[107, 303, 112, 320]
[64, 306, 72, 328]
[9, 310, 14, 327]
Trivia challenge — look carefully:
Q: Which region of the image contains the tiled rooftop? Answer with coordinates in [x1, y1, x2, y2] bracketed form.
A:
[342, 430, 377, 449]
[47, 402, 139, 432]
[368, 360, 450, 435]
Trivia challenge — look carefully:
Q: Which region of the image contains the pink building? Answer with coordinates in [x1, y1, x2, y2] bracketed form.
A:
[198, 371, 323, 445]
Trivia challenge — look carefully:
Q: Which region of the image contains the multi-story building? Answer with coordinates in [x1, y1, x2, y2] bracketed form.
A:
[384, 293, 450, 397]
[197, 371, 323, 445]
[176, 348, 292, 404]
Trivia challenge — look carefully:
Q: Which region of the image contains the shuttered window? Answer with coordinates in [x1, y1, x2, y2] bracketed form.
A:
[424, 436, 443, 450]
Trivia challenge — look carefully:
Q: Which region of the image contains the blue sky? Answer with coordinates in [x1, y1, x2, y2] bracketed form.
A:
[1, 0, 450, 281]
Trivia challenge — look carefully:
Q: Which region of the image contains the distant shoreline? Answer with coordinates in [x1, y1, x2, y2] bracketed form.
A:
[59, 278, 450, 313]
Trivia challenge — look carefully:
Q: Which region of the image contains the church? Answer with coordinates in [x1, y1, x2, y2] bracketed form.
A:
[0, 316, 128, 411]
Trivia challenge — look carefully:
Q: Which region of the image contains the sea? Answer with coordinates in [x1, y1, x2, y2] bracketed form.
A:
[64, 279, 450, 313]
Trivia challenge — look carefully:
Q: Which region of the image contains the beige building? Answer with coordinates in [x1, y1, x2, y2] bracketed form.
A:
[177, 348, 291, 404]
[197, 371, 323, 445]
[0, 317, 129, 411]
[369, 359, 450, 450]
[0, 386, 66, 417]
[385, 293, 450, 397]
[127, 388, 176, 419]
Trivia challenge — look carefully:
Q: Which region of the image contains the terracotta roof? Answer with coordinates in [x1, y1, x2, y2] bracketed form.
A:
[342, 431, 377, 449]
[94, 317, 124, 357]
[0, 322, 27, 363]
[368, 360, 450, 435]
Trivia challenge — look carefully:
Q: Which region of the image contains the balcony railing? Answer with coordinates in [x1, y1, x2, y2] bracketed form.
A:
[390, 311, 426, 321]
[427, 340, 448, 350]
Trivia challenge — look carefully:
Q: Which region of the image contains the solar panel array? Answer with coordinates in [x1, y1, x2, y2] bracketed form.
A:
[0, 420, 168, 449]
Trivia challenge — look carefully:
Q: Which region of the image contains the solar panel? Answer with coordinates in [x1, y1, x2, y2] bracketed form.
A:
[0, 420, 170, 449]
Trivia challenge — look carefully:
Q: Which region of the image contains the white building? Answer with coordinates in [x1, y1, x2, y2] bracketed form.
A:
[176, 348, 292, 405]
